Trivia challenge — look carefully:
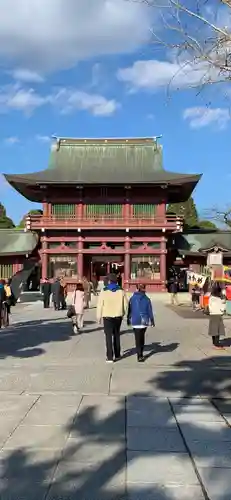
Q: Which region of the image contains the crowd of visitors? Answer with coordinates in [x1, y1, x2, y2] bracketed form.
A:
[1, 271, 228, 355]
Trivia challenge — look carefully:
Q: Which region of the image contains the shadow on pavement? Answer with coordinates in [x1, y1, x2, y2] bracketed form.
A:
[166, 305, 206, 319]
[123, 342, 179, 361]
[0, 354, 231, 498]
[0, 318, 73, 360]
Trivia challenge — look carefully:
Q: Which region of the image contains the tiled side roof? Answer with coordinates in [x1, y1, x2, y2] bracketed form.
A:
[176, 232, 231, 253]
[0, 230, 38, 255]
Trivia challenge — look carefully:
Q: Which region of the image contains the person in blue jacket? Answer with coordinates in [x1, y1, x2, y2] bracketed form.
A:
[127, 284, 155, 362]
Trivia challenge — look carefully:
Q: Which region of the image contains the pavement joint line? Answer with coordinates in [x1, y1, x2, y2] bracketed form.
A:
[108, 371, 113, 396]
[0, 394, 41, 451]
[125, 396, 128, 498]
[168, 398, 210, 500]
[210, 399, 231, 428]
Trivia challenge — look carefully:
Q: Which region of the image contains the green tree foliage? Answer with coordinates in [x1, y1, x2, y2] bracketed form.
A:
[18, 209, 43, 228]
[167, 196, 198, 228]
[0, 203, 15, 229]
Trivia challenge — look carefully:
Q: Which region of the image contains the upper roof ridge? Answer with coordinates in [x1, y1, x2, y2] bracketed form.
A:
[52, 136, 160, 146]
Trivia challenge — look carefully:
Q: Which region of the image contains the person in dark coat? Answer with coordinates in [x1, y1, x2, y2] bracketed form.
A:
[91, 274, 98, 296]
[60, 278, 67, 310]
[103, 276, 108, 288]
[117, 272, 122, 288]
[191, 284, 201, 311]
[0, 280, 7, 328]
[41, 279, 51, 308]
[169, 277, 179, 305]
[51, 278, 61, 311]
[127, 284, 155, 362]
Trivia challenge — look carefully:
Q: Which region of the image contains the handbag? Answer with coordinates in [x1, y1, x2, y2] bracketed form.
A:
[67, 291, 76, 318]
[67, 305, 76, 318]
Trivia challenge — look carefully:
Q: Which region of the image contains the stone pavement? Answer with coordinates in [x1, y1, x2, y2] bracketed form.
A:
[0, 299, 231, 499]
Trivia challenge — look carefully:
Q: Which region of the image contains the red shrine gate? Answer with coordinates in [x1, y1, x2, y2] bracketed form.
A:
[4, 137, 201, 291]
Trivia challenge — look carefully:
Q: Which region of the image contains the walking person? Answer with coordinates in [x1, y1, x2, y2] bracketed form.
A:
[208, 285, 226, 349]
[0, 280, 7, 328]
[51, 278, 61, 311]
[4, 278, 12, 325]
[60, 277, 67, 310]
[127, 284, 155, 362]
[41, 278, 51, 309]
[169, 276, 179, 305]
[72, 282, 85, 334]
[97, 273, 127, 363]
[191, 284, 201, 311]
[117, 271, 122, 288]
[83, 277, 91, 309]
[91, 273, 99, 296]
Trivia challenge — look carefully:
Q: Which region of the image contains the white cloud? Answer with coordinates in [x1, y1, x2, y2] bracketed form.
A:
[183, 107, 230, 129]
[117, 58, 220, 91]
[11, 68, 44, 83]
[0, 84, 118, 116]
[3, 136, 20, 145]
[0, 0, 153, 73]
[0, 84, 48, 113]
[53, 89, 118, 116]
[36, 135, 51, 143]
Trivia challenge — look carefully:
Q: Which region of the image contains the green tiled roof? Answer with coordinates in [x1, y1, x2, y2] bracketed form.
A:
[4, 137, 201, 185]
[0, 230, 38, 256]
[47, 139, 163, 182]
[176, 231, 231, 254]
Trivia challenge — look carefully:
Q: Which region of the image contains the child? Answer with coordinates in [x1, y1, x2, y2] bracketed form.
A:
[191, 284, 200, 311]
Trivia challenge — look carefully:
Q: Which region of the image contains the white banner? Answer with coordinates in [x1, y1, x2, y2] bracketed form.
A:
[187, 271, 207, 288]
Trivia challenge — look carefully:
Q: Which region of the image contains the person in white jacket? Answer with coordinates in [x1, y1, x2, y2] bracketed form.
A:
[208, 285, 225, 349]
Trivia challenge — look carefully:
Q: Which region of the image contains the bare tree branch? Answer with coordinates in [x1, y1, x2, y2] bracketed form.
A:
[204, 207, 231, 227]
[125, 0, 231, 88]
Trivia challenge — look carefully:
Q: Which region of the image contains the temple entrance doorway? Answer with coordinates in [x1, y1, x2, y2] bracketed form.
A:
[84, 255, 124, 286]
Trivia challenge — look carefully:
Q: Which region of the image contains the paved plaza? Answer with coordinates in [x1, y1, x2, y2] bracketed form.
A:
[0, 298, 231, 499]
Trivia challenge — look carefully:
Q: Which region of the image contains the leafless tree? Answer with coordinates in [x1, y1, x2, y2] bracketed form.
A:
[205, 206, 231, 227]
[125, 0, 231, 89]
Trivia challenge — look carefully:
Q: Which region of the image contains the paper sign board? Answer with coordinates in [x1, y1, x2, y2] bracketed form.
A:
[186, 271, 207, 288]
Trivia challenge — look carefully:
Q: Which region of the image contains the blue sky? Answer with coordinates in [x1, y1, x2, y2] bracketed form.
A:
[0, 0, 230, 224]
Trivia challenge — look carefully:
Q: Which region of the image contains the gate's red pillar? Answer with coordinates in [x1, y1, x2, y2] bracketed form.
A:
[41, 239, 48, 280]
[124, 236, 130, 291]
[77, 236, 83, 278]
[160, 238, 167, 291]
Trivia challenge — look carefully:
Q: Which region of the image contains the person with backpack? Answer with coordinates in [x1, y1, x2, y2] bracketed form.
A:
[127, 284, 155, 362]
